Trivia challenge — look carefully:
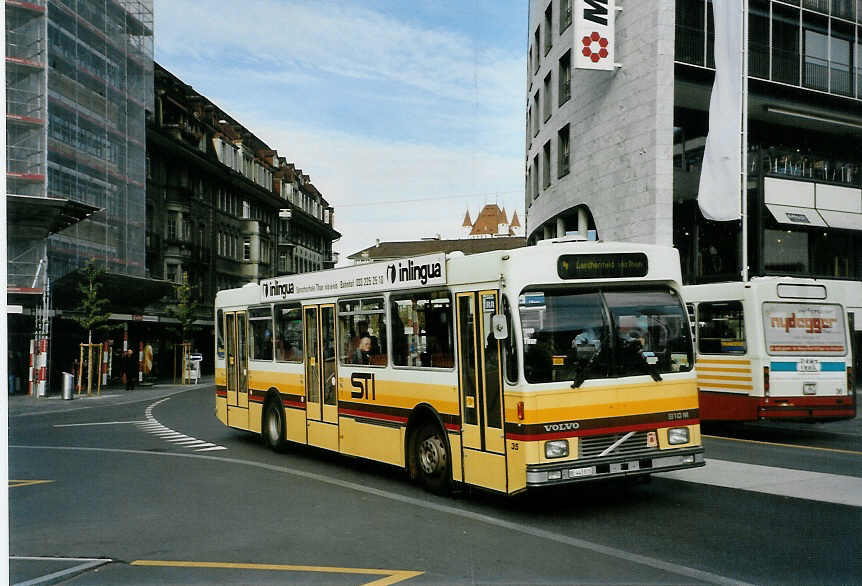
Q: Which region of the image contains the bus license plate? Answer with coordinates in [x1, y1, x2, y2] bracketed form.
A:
[803, 383, 816, 395]
[799, 359, 819, 372]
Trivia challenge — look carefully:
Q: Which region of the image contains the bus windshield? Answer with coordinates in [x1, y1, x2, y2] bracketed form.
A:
[520, 288, 693, 385]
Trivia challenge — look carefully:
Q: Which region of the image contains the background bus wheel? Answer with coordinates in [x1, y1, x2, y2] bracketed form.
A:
[415, 423, 450, 495]
[264, 400, 287, 452]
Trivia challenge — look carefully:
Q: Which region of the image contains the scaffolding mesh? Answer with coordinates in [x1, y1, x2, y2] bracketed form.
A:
[44, 0, 154, 279]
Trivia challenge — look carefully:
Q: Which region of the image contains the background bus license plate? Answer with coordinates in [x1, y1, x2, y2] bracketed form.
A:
[803, 383, 816, 395]
[799, 359, 819, 372]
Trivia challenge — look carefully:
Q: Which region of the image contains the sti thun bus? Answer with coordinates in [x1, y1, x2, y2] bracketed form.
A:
[684, 278, 856, 422]
[214, 240, 704, 495]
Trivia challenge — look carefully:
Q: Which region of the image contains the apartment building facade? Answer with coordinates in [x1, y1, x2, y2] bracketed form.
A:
[144, 63, 340, 372]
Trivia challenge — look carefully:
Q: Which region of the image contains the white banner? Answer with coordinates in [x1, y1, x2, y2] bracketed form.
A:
[573, 0, 615, 71]
[698, 0, 744, 221]
[260, 253, 447, 302]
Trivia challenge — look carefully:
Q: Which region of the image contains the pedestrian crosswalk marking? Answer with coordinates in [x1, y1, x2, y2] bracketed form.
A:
[138, 398, 227, 452]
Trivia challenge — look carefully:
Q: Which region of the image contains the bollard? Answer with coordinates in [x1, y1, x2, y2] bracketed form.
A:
[62, 372, 75, 400]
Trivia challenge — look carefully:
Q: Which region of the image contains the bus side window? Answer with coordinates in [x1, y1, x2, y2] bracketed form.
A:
[339, 297, 388, 366]
[216, 309, 225, 359]
[697, 301, 746, 355]
[501, 296, 518, 383]
[390, 291, 453, 368]
[249, 307, 274, 361]
[274, 303, 303, 362]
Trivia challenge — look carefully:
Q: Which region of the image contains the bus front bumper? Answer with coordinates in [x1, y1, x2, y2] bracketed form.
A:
[525, 447, 705, 487]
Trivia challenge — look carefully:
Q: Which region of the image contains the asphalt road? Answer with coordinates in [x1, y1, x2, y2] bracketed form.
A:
[9, 382, 862, 585]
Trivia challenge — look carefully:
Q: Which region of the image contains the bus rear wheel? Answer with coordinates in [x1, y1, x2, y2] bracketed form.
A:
[414, 423, 450, 495]
[264, 399, 287, 452]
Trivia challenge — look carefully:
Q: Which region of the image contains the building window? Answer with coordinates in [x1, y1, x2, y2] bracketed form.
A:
[182, 218, 191, 241]
[532, 155, 540, 199]
[542, 141, 552, 188]
[243, 237, 251, 261]
[772, 3, 800, 84]
[544, 3, 553, 55]
[558, 124, 570, 178]
[558, 50, 571, 105]
[534, 26, 541, 73]
[560, 0, 571, 34]
[167, 211, 178, 241]
[543, 72, 552, 122]
[803, 13, 829, 91]
[533, 91, 540, 137]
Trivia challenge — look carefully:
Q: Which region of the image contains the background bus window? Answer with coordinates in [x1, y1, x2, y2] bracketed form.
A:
[697, 301, 746, 355]
[338, 298, 388, 366]
[274, 303, 303, 362]
[249, 307, 274, 361]
[390, 291, 453, 368]
[216, 309, 224, 359]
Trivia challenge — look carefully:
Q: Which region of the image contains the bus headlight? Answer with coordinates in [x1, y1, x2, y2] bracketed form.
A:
[668, 427, 690, 445]
[545, 440, 569, 458]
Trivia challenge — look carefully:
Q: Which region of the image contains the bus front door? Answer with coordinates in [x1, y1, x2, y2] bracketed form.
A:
[456, 290, 507, 492]
[304, 304, 339, 450]
[225, 310, 249, 429]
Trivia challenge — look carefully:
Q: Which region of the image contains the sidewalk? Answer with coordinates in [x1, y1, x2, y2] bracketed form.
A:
[7, 375, 214, 417]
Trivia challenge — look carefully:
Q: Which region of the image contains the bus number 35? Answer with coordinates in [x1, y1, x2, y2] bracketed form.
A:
[351, 373, 376, 400]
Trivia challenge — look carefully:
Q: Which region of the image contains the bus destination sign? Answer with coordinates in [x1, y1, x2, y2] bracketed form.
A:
[260, 253, 447, 302]
[557, 253, 648, 280]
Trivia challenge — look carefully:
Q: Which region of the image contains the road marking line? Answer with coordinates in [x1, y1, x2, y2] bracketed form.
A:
[9, 480, 54, 488]
[704, 434, 862, 456]
[54, 421, 145, 427]
[10, 556, 111, 586]
[195, 446, 228, 451]
[657, 458, 862, 507]
[130, 560, 423, 584]
[11, 445, 750, 586]
[137, 397, 228, 451]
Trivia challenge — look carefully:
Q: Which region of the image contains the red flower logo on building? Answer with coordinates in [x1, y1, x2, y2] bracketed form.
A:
[581, 31, 609, 63]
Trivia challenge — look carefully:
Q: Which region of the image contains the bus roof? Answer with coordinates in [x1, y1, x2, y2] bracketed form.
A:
[683, 276, 860, 304]
[215, 240, 683, 307]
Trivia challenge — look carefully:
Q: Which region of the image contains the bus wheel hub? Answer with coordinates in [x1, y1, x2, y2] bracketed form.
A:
[419, 435, 446, 475]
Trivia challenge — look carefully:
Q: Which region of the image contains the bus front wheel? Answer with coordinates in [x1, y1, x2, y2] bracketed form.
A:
[414, 423, 450, 495]
[264, 400, 287, 452]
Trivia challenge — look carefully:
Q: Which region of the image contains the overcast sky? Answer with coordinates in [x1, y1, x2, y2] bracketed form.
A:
[153, 0, 527, 263]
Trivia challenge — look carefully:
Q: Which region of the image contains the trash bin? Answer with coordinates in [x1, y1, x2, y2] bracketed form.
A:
[62, 372, 75, 400]
[187, 353, 203, 384]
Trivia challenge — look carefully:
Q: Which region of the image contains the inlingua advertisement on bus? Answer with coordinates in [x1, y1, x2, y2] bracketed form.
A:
[762, 302, 847, 355]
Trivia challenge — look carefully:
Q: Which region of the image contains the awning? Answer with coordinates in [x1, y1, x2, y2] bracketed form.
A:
[765, 204, 826, 228]
[52, 270, 175, 312]
[818, 209, 862, 231]
[6, 194, 100, 238]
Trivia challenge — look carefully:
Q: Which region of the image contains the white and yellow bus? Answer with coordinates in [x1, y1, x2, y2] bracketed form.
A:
[215, 239, 704, 494]
[684, 277, 856, 422]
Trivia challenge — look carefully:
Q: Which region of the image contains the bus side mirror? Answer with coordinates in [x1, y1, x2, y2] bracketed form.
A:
[492, 314, 508, 340]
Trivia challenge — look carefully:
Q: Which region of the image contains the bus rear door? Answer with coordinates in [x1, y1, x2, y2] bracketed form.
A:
[225, 310, 249, 429]
[304, 304, 339, 450]
[456, 290, 507, 492]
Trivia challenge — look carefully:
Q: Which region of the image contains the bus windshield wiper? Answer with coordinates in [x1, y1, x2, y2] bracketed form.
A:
[640, 351, 663, 382]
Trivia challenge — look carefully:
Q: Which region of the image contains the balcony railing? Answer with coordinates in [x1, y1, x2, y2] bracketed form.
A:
[752, 146, 860, 187]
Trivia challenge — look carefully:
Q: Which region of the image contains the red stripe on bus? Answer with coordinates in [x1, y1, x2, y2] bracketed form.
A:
[339, 407, 408, 425]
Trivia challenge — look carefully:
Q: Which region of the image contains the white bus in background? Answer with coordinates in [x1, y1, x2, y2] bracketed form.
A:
[684, 277, 857, 422]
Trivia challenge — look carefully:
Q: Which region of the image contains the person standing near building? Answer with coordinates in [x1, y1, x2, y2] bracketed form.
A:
[123, 349, 137, 390]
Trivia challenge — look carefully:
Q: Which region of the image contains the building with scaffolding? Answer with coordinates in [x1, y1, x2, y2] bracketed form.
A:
[6, 0, 156, 393]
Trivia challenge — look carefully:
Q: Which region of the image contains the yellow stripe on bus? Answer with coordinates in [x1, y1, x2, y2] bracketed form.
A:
[696, 358, 751, 364]
[695, 366, 752, 374]
[696, 374, 753, 382]
[698, 382, 754, 390]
